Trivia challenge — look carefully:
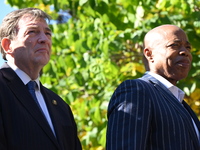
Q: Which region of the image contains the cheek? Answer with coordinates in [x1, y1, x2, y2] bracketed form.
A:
[189, 54, 193, 62]
[13, 47, 25, 56]
[12, 49, 28, 63]
[25, 40, 35, 47]
[165, 52, 176, 65]
[167, 58, 174, 66]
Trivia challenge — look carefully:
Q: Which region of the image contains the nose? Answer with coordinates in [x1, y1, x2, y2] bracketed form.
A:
[179, 46, 190, 57]
[38, 32, 51, 44]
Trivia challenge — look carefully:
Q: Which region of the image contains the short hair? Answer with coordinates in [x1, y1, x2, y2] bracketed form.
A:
[0, 8, 51, 60]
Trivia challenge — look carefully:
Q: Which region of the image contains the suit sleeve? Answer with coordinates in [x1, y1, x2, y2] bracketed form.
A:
[0, 108, 7, 150]
[0, 71, 8, 149]
[106, 79, 152, 150]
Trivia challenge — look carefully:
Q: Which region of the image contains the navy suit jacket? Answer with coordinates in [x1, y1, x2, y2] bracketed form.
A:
[0, 63, 82, 150]
[106, 73, 200, 150]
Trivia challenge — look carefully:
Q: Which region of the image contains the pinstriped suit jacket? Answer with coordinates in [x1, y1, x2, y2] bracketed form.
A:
[0, 63, 82, 150]
[106, 73, 200, 150]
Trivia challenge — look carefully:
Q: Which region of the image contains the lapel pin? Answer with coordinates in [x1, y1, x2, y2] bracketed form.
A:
[52, 100, 57, 105]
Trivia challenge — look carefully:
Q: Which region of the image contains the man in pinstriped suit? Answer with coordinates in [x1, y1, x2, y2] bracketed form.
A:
[106, 25, 200, 150]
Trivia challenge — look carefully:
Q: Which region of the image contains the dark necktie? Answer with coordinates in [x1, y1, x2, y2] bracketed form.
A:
[27, 81, 40, 106]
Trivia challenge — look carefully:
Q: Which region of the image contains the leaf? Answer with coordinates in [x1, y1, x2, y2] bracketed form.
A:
[79, 0, 88, 6]
[75, 72, 85, 86]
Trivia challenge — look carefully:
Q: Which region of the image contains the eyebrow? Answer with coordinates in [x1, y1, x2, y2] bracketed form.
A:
[45, 28, 52, 34]
[173, 39, 191, 45]
[26, 26, 52, 32]
[45, 27, 52, 33]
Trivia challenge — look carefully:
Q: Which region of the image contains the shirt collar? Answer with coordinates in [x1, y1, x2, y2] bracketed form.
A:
[147, 72, 184, 103]
[7, 61, 40, 90]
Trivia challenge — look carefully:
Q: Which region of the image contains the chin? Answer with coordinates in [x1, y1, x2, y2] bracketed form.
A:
[178, 74, 188, 80]
[175, 68, 190, 78]
[42, 59, 50, 65]
[35, 57, 50, 66]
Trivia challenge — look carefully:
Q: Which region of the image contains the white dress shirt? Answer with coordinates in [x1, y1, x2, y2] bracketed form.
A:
[7, 62, 56, 136]
[148, 72, 199, 140]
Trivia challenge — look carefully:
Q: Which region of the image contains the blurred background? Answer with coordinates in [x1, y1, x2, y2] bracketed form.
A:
[1, 0, 200, 149]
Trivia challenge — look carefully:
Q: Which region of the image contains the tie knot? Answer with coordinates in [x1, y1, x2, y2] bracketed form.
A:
[27, 81, 37, 90]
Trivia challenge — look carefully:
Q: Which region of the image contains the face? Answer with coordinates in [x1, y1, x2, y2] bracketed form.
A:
[8, 14, 52, 70]
[148, 26, 192, 84]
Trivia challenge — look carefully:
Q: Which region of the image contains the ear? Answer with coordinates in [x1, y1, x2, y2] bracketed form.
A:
[1, 37, 12, 54]
[143, 48, 154, 63]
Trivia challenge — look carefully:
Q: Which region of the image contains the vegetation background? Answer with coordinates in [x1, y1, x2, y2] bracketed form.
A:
[3, 0, 200, 149]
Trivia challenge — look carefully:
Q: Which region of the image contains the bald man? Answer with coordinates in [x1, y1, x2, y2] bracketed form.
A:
[106, 25, 200, 150]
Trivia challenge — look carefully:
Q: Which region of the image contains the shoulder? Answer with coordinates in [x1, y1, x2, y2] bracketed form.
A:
[40, 85, 70, 108]
[114, 78, 154, 94]
[108, 78, 154, 107]
[107, 78, 154, 118]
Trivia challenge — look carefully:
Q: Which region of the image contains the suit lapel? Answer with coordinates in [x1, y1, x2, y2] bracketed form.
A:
[41, 84, 81, 149]
[40, 88, 63, 143]
[40, 85, 68, 148]
[1, 65, 59, 148]
[141, 73, 200, 148]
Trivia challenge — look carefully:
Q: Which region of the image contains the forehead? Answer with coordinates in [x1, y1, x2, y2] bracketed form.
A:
[145, 27, 190, 49]
[155, 27, 189, 45]
[17, 14, 49, 29]
[164, 29, 188, 41]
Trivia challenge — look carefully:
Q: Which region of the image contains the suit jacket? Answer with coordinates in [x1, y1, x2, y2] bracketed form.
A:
[106, 73, 200, 150]
[0, 63, 82, 150]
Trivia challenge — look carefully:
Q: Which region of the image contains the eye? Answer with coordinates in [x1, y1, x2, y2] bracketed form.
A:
[27, 30, 36, 34]
[166, 43, 181, 49]
[186, 45, 191, 51]
[169, 43, 180, 47]
[45, 32, 52, 37]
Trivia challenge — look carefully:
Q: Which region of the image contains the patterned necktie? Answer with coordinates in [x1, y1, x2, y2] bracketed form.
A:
[27, 81, 40, 106]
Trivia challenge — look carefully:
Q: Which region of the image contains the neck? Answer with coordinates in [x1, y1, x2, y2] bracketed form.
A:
[6, 56, 41, 80]
[23, 69, 40, 80]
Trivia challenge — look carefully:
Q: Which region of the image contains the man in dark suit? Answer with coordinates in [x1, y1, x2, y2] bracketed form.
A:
[106, 25, 200, 150]
[0, 8, 82, 150]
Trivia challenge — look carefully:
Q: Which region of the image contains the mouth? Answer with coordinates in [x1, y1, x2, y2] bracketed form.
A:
[177, 60, 191, 68]
[36, 48, 49, 53]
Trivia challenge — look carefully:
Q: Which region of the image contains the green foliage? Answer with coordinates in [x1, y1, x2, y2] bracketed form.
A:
[5, 0, 200, 149]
